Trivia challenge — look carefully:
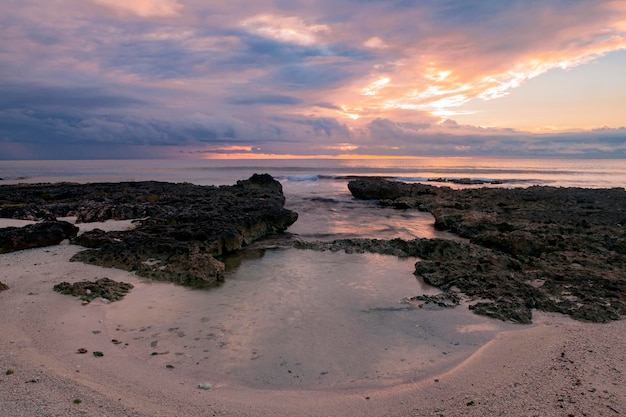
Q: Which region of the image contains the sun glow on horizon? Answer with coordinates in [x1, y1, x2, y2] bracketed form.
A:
[192, 153, 435, 160]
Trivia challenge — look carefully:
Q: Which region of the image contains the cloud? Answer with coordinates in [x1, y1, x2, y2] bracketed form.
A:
[267, 61, 354, 90]
[273, 116, 353, 138]
[226, 94, 303, 106]
[240, 14, 330, 47]
[314, 102, 342, 111]
[105, 38, 210, 79]
[1, 0, 625, 159]
[0, 83, 145, 110]
[91, 0, 184, 18]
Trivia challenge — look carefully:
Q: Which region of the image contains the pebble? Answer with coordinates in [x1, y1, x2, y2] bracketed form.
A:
[197, 383, 212, 390]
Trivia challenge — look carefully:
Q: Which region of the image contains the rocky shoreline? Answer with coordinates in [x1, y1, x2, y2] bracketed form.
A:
[0, 174, 297, 289]
[2, 174, 625, 324]
[333, 177, 625, 323]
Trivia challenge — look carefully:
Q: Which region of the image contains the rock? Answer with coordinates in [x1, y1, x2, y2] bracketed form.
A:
[408, 293, 461, 308]
[0, 282, 8, 292]
[0, 221, 79, 253]
[342, 177, 626, 323]
[348, 177, 438, 201]
[197, 382, 212, 390]
[1, 175, 298, 287]
[53, 277, 134, 302]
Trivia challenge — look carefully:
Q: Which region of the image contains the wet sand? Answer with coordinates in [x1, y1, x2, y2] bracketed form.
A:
[1, 220, 625, 416]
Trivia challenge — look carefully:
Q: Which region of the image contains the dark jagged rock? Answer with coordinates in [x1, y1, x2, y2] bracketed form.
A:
[408, 293, 461, 309]
[0, 282, 8, 292]
[426, 177, 505, 185]
[53, 277, 133, 302]
[341, 177, 626, 323]
[0, 221, 79, 253]
[1, 174, 298, 286]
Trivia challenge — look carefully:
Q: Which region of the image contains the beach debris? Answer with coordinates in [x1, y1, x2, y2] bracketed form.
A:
[76, 348, 88, 354]
[92, 351, 104, 357]
[53, 277, 133, 302]
[197, 382, 212, 390]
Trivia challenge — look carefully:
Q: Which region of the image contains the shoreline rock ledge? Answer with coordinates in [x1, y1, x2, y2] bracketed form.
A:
[0, 174, 298, 286]
[346, 177, 626, 323]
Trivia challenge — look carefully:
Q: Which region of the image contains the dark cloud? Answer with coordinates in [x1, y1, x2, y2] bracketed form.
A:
[233, 33, 329, 65]
[226, 94, 303, 105]
[273, 115, 352, 139]
[349, 0, 421, 10]
[268, 63, 353, 90]
[363, 118, 626, 157]
[368, 118, 432, 140]
[0, 83, 145, 111]
[105, 39, 210, 79]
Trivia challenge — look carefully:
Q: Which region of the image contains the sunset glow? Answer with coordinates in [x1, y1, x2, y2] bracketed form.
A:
[1, 0, 625, 159]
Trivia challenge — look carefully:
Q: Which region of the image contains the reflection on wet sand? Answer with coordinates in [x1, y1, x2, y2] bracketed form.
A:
[104, 248, 522, 391]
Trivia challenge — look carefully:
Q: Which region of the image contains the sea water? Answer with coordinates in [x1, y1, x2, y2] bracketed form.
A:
[1, 157, 625, 390]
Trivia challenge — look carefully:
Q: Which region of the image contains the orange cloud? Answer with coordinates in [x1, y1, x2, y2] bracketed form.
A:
[331, 3, 626, 123]
[91, 0, 183, 18]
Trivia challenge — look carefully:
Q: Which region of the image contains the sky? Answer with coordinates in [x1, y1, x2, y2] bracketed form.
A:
[1, 0, 625, 160]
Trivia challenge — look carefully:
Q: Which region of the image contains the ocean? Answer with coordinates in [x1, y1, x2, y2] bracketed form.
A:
[2, 157, 624, 241]
[1, 157, 625, 389]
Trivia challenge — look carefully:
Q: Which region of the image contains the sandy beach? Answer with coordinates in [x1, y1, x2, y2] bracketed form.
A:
[1, 219, 625, 417]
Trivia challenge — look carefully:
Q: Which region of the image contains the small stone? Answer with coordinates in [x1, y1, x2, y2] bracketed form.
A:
[198, 382, 212, 390]
[77, 348, 88, 354]
[6, 369, 14, 375]
[73, 399, 82, 404]
[166, 364, 175, 369]
[92, 351, 104, 357]
[81, 300, 89, 306]
[111, 339, 122, 345]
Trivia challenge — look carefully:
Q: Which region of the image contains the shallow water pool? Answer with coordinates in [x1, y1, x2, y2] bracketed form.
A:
[105, 248, 520, 391]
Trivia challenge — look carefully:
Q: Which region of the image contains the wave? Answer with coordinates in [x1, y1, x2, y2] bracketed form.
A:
[286, 175, 321, 182]
[281, 173, 547, 186]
